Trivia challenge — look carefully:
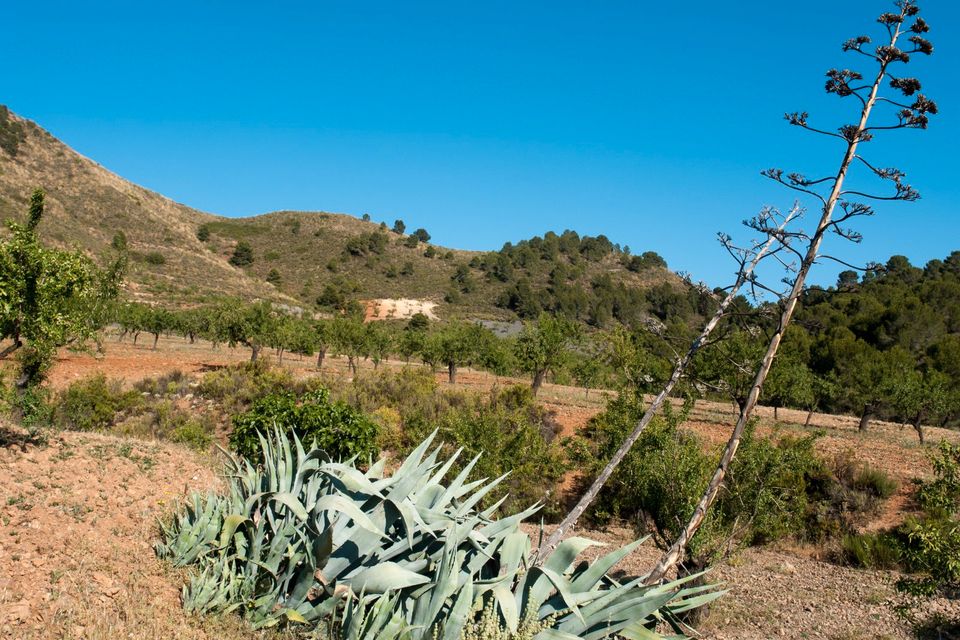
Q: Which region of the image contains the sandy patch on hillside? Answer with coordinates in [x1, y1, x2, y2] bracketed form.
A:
[364, 298, 439, 321]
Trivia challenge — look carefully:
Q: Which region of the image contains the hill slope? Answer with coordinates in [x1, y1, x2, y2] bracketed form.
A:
[0, 106, 681, 321]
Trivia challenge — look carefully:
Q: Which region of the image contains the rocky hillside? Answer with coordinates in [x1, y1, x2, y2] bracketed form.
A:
[0, 106, 682, 321]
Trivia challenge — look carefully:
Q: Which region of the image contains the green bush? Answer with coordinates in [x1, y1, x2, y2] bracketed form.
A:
[917, 441, 960, 515]
[337, 368, 565, 516]
[197, 361, 311, 414]
[229, 388, 379, 463]
[144, 251, 166, 265]
[133, 369, 191, 397]
[54, 375, 142, 431]
[567, 394, 882, 562]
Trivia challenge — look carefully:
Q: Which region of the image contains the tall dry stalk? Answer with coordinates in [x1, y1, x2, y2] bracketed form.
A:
[645, 0, 936, 583]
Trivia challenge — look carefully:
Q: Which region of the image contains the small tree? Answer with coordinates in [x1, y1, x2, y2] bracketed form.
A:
[144, 306, 175, 351]
[891, 368, 952, 444]
[266, 268, 282, 287]
[365, 323, 393, 370]
[196, 224, 211, 242]
[229, 241, 254, 267]
[412, 228, 431, 243]
[215, 300, 277, 362]
[514, 313, 580, 396]
[428, 322, 491, 384]
[392, 219, 406, 235]
[331, 316, 367, 375]
[0, 189, 124, 389]
[314, 319, 333, 370]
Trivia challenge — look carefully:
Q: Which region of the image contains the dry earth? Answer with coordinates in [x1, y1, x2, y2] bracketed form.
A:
[3, 334, 960, 638]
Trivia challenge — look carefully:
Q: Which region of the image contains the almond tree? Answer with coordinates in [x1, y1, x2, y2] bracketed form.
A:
[0, 189, 124, 389]
[540, 0, 937, 569]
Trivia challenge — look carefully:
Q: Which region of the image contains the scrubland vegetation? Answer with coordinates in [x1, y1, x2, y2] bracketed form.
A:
[1, 1, 956, 638]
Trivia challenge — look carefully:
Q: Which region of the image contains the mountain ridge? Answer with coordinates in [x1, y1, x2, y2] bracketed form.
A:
[0, 106, 682, 322]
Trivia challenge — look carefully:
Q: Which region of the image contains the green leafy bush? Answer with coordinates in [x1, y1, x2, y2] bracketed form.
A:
[229, 388, 379, 463]
[338, 369, 565, 516]
[567, 394, 885, 562]
[53, 374, 142, 431]
[197, 361, 312, 414]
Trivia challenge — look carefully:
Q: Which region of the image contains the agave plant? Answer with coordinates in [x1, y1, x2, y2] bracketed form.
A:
[156, 429, 722, 638]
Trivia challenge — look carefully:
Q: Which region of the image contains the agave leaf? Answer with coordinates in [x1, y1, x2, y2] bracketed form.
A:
[543, 537, 602, 575]
[218, 514, 249, 550]
[345, 561, 431, 594]
[568, 537, 646, 592]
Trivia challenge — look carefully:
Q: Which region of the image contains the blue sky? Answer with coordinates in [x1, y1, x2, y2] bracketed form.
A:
[4, 1, 957, 288]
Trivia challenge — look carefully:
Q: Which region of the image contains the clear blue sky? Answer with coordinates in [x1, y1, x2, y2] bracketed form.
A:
[4, 0, 958, 288]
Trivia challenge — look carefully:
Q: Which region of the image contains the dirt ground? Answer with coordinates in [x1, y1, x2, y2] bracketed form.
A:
[3, 334, 959, 638]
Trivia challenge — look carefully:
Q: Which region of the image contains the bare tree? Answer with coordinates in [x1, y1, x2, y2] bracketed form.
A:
[644, 0, 936, 584]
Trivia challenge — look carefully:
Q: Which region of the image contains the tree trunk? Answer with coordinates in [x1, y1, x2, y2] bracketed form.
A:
[250, 344, 261, 362]
[858, 407, 872, 433]
[805, 409, 814, 427]
[152, 333, 159, 350]
[317, 348, 326, 370]
[278, 347, 284, 365]
[913, 414, 925, 445]
[531, 369, 546, 396]
[133, 331, 140, 345]
[348, 356, 356, 375]
[773, 405, 779, 421]
[448, 362, 457, 385]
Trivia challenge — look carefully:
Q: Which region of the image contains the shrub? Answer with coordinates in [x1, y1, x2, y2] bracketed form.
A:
[196, 224, 210, 242]
[337, 369, 565, 516]
[229, 388, 379, 463]
[842, 532, 902, 569]
[917, 441, 960, 515]
[116, 400, 213, 451]
[566, 394, 882, 562]
[229, 241, 254, 266]
[133, 369, 191, 397]
[144, 251, 166, 265]
[54, 375, 142, 431]
[196, 361, 308, 414]
[413, 386, 567, 516]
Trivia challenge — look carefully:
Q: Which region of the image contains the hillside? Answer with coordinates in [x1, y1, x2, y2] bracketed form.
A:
[0, 107, 284, 305]
[0, 106, 682, 322]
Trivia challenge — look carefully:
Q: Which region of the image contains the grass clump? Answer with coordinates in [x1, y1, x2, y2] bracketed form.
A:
[841, 532, 902, 569]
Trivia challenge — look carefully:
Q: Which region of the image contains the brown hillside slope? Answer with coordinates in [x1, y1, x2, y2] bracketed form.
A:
[0, 106, 683, 318]
[0, 107, 283, 304]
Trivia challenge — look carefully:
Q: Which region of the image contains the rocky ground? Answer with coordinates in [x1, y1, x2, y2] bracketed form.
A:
[2, 334, 959, 638]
